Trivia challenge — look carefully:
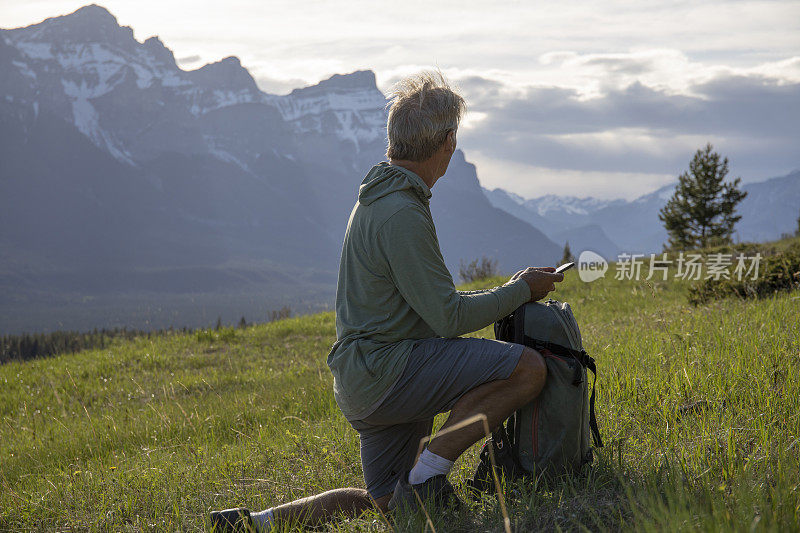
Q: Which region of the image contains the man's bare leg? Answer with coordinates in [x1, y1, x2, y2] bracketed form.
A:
[426, 347, 546, 461]
[256, 488, 391, 529]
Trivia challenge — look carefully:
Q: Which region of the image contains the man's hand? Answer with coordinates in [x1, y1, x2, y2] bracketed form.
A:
[507, 267, 564, 301]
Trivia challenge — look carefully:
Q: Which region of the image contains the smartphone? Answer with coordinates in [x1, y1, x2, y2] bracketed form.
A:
[555, 262, 575, 274]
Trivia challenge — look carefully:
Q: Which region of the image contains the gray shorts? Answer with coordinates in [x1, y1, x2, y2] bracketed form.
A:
[347, 337, 525, 498]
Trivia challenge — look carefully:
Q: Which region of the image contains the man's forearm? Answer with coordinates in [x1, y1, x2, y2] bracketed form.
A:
[439, 279, 531, 337]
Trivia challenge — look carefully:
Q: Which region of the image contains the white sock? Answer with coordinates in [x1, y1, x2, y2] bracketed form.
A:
[408, 449, 454, 485]
[250, 508, 275, 532]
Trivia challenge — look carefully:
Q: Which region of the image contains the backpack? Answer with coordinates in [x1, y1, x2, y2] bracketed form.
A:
[468, 299, 603, 493]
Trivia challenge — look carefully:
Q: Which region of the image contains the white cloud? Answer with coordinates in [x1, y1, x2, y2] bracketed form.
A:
[469, 152, 675, 200]
[455, 64, 800, 193]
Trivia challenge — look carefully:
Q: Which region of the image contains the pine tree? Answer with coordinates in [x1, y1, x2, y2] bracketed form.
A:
[561, 242, 575, 264]
[659, 143, 747, 250]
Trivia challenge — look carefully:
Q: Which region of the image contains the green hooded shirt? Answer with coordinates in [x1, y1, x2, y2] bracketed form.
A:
[327, 162, 531, 419]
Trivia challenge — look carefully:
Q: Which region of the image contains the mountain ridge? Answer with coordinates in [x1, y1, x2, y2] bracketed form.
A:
[484, 170, 800, 257]
[0, 4, 561, 333]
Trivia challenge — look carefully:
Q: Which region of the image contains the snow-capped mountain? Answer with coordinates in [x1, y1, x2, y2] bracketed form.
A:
[0, 4, 561, 332]
[2, 5, 393, 171]
[522, 195, 624, 218]
[485, 171, 800, 257]
[482, 188, 623, 258]
[270, 71, 387, 151]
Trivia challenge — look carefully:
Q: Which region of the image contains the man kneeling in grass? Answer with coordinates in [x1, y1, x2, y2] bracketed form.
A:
[211, 71, 562, 531]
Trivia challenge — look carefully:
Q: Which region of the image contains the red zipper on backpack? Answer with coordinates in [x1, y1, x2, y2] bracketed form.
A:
[542, 352, 569, 364]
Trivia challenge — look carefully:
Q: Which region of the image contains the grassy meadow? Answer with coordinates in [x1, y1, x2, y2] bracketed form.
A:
[1, 244, 799, 531]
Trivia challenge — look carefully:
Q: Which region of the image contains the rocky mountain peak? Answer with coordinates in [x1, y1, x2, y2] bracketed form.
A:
[319, 70, 377, 90]
[272, 69, 387, 146]
[188, 56, 259, 92]
[142, 36, 175, 66]
[289, 70, 380, 98]
[64, 4, 116, 23]
[8, 4, 135, 48]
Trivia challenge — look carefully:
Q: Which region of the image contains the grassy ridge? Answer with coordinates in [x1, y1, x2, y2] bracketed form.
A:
[1, 262, 799, 530]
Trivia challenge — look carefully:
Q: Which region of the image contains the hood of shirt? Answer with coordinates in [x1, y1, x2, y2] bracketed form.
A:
[357, 162, 432, 206]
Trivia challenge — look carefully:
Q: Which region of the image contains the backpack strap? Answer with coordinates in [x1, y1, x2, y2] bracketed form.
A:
[513, 305, 525, 345]
[510, 305, 526, 465]
[522, 336, 587, 364]
[585, 356, 604, 448]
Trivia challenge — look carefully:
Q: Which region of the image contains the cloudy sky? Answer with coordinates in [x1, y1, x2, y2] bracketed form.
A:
[4, 0, 799, 199]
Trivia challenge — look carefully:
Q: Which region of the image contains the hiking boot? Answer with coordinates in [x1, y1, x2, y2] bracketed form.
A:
[210, 507, 252, 532]
[388, 473, 464, 513]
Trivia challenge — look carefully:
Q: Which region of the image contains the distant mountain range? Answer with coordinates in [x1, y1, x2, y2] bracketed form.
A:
[0, 4, 561, 333]
[2, 4, 797, 333]
[484, 169, 800, 258]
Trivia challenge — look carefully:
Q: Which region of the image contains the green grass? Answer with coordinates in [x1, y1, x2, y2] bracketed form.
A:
[2, 250, 799, 531]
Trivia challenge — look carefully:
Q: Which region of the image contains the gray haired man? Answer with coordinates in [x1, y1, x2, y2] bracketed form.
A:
[212, 72, 561, 531]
